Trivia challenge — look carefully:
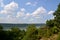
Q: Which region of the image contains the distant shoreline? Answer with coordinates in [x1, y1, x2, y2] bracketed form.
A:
[0, 23, 45, 30]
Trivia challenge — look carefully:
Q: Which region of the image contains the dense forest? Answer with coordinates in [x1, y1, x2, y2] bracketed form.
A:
[0, 4, 60, 40]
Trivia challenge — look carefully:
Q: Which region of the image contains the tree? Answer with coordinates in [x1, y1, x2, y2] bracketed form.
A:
[38, 26, 52, 38]
[46, 20, 54, 27]
[0, 25, 8, 40]
[51, 26, 59, 34]
[8, 27, 25, 40]
[46, 4, 60, 28]
[53, 3, 60, 27]
[22, 24, 38, 40]
[0, 25, 3, 30]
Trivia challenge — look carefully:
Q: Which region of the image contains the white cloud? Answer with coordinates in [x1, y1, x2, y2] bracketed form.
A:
[0, 10, 7, 14]
[0, 0, 48, 23]
[26, 2, 37, 6]
[48, 11, 54, 14]
[32, 7, 46, 17]
[0, 15, 18, 23]
[26, 13, 31, 17]
[0, 1, 18, 15]
[16, 6, 47, 23]
[16, 8, 25, 17]
[16, 11, 25, 18]
[7, 15, 12, 18]
[23, 13, 31, 19]
[4, 1, 18, 10]
[0, 3, 53, 23]
[35, 16, 40, 18]
[20, 8, 25, 11]
[29, 18, 34, 21]
[26, 2, 32, 5]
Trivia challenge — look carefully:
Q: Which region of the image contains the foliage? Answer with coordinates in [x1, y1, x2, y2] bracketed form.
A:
[57, 32, 60, 40]
[0, 26, 25, 40]
[22, 24, 38, 40]
[53, 4, 60, 27]
[51, 26, 59, 34]
[38, 26, 52, 38]
[46, 4, 60, 27]
[0, 25, 3, 30]
[46, 20, 54, 27]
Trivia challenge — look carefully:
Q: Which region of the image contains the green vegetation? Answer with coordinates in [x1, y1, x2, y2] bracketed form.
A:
[0, 3, 60, 40]
[22, 24, 38, 40]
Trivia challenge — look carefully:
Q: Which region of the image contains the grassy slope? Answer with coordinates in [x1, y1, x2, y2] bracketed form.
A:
[40, 34, 58, 40]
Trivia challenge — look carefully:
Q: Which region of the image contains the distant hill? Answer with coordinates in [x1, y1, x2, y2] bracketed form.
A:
[0, 23, 45, 30]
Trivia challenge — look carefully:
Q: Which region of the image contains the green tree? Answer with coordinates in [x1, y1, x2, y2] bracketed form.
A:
[51, 26, 59, 34]
[8, 27, 25, 40]
[53, 4, 60, 27]
[46, 4, 60, 34]
[46, 20, 54, 27]
[0, 25, 3, 30]
[22, 24, 38, 40]
[38, 26, 52, 38]
[46, 4, 60, 27]
[0, 25, 8, 40]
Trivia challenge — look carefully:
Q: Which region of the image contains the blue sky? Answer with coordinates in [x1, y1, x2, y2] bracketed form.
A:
[0, 0, 60, 23]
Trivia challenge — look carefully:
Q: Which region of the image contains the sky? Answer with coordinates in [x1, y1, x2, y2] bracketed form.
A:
[0, 0, 60, 23]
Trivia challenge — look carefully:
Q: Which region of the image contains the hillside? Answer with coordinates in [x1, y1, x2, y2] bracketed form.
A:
[40, 34, 58, 40]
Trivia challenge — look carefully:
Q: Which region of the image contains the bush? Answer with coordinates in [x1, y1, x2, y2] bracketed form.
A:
[22, 24, 38, 40]
[56, 32, 60, 40]
[51, 26, 59, 34]
[38, 26, 52, 38]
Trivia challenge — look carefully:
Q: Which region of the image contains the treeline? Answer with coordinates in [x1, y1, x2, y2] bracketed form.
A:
[0, 24, 59, 40]
[0, 3, 60, 40]
[0, 25, 25, 40]
[0, 24, 54, 40]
